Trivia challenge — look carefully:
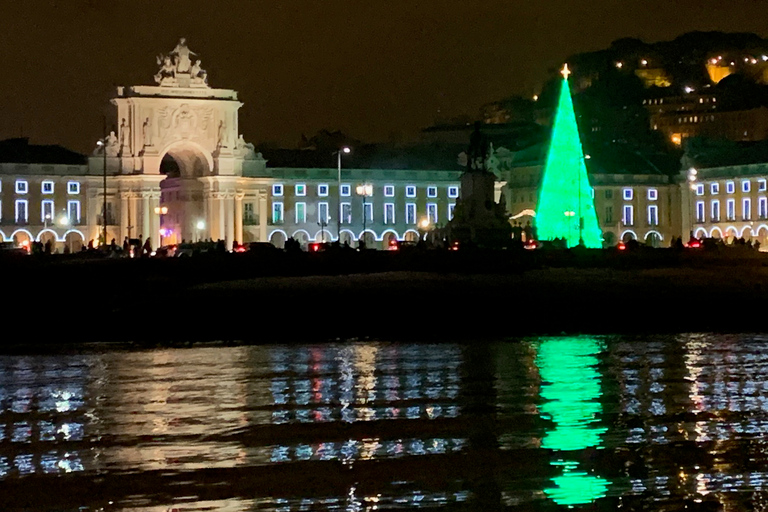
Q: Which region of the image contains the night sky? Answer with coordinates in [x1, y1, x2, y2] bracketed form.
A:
[1, 0, 767, 154]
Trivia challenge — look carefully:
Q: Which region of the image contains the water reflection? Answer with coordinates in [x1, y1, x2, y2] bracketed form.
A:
[9, 336, 768, 510]
[533, 336, 610, 506]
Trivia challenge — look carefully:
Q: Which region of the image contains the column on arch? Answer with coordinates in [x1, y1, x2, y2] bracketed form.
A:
[226, 193, 235, 250]
[130, 194, 139, 239]
[235, 192, 244, 246]
[120, 192, 129, 241]
[205, 190, 215, 242]
[218, 193, 226, 243]
[142, 193, 151, 247]
[150, 192, 160, 248]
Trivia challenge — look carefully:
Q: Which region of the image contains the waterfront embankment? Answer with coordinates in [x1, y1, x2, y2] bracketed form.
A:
[4, 248, 768, 347]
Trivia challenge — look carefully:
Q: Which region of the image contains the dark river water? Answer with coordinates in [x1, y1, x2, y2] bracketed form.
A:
[2, 334, 767, 511]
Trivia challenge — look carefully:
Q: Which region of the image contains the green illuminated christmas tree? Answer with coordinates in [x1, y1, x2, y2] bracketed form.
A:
[536, 65, 602, 248]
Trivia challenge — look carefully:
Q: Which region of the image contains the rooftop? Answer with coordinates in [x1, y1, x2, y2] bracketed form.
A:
[261, 143, 466, 171]
[0, 138, 87, 166]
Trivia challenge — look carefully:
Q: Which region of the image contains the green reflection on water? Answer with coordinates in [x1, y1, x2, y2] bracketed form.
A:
[534, 337, 611, 506]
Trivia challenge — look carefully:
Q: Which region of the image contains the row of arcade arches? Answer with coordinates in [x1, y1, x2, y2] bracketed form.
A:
[693, 225, 768, 244]
[603, 230, 665, 248]
[268, 229, 422, 249]
[1, 229, 86, 252]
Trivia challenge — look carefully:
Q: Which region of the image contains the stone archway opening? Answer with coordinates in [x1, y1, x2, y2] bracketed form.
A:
[270, 231, 286, 249]
[645, 232, 662, 248]
[159, 143, 212, 243]
[64, 231, 84, 253]
[12, 231, 31, 250]
[38, 231, 58, 253]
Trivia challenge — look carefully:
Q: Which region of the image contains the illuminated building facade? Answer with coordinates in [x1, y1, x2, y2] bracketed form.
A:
[684, 158, 768, 245]
[0, 39, 461, 251]
[644, 93, 768, 147]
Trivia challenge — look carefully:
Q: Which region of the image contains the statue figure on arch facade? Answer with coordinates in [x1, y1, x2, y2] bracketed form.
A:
[190, 59, 208, 85]
[154, 54, 176, 84]
[170, 38, 196, 74]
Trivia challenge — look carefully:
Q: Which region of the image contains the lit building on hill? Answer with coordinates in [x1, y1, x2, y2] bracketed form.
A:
[644, 93, 768, 147]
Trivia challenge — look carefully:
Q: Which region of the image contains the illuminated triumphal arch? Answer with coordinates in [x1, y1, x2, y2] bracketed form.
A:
[89, 39, 266, 249]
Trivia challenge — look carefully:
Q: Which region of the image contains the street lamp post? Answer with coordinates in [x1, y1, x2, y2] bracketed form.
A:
[356, 183, 372, 249]
[155, 206, 168, 247]
[96, 138, 108, 248]
[688, 168, 698, 241]
[335, 147, 351, 244]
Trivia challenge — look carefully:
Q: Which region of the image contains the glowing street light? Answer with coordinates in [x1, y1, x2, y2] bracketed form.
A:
[356, 183, 373, 248]
[155, 206, 168, 247]
[196, 219, 205, 241]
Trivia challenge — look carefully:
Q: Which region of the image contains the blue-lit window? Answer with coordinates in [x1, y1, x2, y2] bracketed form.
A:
[647, 188, 657, 201]
[427, 186, 437, 198]
[295, 184, 306, 197]
[341, 184, 351, 197]
[42, 181, 54, 194]
[295, 202, 306, 223]
[272, 184, 283, 196]
[41, 200, 54, 223]
[318, 184, 329, 197]
[743, 180, 751, 193]
[427, 203, 438, 223]
[272, 202, 284, 223]
[406, 203, 416, 224]
[384, 185, 395, 197]
[448, 186, 459, 198]
[405, 185, 416, 198]
[15, 180, 28, 194]
[384, 203, 395, 224]
[622, 188, 633, 200]
[696, 184, 704, 196]
[711, 183, 719, 195]
[15, 200, 28, 223]
[318, 202, 329, 223]
[726, 181, 735, 194]
[67, 181, 80, 195]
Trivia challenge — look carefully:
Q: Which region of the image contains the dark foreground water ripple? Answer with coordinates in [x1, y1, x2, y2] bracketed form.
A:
[1, 335, 767, 511]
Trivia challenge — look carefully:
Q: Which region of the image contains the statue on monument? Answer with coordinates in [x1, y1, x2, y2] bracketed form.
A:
[467, 121, 490, 171]
[142, 117, 153, 147]
[217, 120, 227, 149]
[120, 118, 130, 151]
[235, 134, 257, 159]
[190, 59, 208, 85]
[99, 130, 119, 157]
[170, 38, 196, 74]
[154, 54, 176, 84]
